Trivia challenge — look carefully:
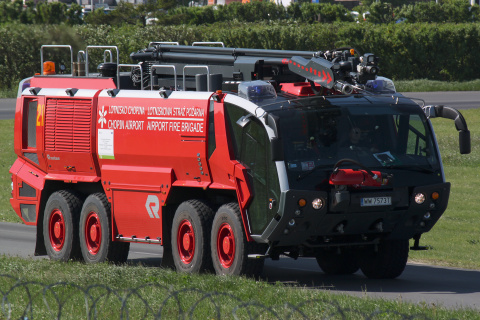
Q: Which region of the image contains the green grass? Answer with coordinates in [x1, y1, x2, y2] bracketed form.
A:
[408, 108, 480, 269]
[0, 88, 17, 98]
[0, 256, 478, 319]
[395, 79, 480, 92]
[0, 119, 19, 223]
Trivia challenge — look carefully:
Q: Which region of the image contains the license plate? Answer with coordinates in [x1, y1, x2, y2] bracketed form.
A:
[361, 196, 392, 207]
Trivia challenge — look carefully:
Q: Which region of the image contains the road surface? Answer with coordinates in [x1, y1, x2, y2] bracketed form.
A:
[1, 221, 479, 311]
[0, 98, 15, 120]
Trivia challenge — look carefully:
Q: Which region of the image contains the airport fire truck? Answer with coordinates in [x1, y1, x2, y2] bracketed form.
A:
[10, 43, 470, 279]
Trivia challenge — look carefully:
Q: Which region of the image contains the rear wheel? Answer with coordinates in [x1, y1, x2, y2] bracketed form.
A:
[171, 200, 214, 273]
[43, 190, 83, 261]
[79, 193, 130, 264]
[316, 248, 359, 275]
[359, 239, 409, 279]
[211, 203, 264, 277]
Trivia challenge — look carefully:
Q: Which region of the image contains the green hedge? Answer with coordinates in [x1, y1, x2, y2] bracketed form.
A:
[2, 22, 480, 89]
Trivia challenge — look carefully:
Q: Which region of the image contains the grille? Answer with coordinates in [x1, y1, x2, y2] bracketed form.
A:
[44, 99, 92, 152]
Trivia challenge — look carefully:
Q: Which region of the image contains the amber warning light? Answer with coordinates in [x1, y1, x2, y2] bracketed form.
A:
[43, 61, 55, 75]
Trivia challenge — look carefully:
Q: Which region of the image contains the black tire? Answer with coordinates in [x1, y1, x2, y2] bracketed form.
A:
[43, 190, 83, 261]
[359, 239, 409, 279]
[211, 203, 265, 277]
[316, 248, 360, 275]
[171, 200, 214, 273]
[79, 193, 130, 264]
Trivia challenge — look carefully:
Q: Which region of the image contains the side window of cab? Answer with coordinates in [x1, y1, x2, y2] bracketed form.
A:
[224, 103, 280, 235]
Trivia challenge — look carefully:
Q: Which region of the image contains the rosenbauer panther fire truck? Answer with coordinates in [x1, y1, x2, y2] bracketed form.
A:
[10, 43, 470, 279]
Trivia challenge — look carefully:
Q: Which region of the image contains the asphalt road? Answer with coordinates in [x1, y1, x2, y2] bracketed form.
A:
[0, 91, 478, 120]
[1, 221, 479, 311]
[0, 98, 15, 120]
[400, 91, 480, 109]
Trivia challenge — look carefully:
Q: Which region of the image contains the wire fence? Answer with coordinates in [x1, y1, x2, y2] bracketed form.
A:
[1, 274, 444, 320]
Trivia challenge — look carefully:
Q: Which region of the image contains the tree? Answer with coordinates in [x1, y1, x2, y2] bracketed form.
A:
[19, 1, 36, 24]
[66, 3, 83, 26]
[36, 1, 68, 24]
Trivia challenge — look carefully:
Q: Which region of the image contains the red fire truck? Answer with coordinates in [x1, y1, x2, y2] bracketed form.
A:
[10, 43, 470, 278]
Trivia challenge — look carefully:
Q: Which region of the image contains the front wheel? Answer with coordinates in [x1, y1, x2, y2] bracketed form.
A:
[316, 248, 359, 275]
[79, 193, 130, 264]
[211, 203, 264, 277]
[359, 239, 409, 279]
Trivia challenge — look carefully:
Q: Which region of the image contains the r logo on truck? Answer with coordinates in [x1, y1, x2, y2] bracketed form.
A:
[145, 195, 160, 219]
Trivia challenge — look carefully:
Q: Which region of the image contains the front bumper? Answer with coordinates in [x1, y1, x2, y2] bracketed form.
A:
[256, 182, 450, 247]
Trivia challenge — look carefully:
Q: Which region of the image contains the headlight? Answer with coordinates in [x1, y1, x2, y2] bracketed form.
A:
[312, 198, 324, 210]
[414, 193, 426, 204]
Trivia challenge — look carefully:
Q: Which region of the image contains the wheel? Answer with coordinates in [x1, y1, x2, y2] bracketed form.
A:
[43, 190, 83, 261]
[316, 248, 360, 275]
[211, 203, 265, 277]
[359, 239, 409, 279]
[171, 200, 214, 273]
[79, 193, 130, 264]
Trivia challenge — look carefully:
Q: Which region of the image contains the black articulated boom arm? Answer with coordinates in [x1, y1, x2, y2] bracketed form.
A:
[129, 44, 380, 92]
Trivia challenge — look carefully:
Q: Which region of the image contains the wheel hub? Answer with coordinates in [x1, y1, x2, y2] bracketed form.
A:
[85, 212, 101, 255]
[49, 209, 65, 251]
[177, 219, 195, 264]
[222, 236, 233, 255]
[54, 221, 63, 239]
[182, 232, 193, 251]
[217, 223, 235, 268]
[89, 224, 99, 243]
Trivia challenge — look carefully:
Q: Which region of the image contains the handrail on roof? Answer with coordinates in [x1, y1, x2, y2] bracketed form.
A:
[85, 45, 119, 77]
[150, 65, 177, 91]
[117, 63, 143, 90]
[40, 45, 73, 75]
[183, 65, 210, 91]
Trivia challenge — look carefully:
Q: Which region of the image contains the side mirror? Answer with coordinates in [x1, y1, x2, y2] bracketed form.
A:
[426, 105, 471, 155]
[459, 130, 471, 155]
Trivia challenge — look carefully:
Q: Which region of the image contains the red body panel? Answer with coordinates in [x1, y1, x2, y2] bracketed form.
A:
[206, 98, 237, 190]
[96, 94, 209, 182]
[30, 77, 116, 90]
[10, 77, 247, 242]
[9, 158, 46, 225]
[113, 190, 163, 242]
[280, 82, 322, 96]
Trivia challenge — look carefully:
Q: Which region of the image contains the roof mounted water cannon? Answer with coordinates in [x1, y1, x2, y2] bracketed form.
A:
[334, 81, 354, 95]
[356, 53, 379, 83]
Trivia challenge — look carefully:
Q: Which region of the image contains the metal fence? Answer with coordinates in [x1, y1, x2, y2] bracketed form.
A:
[1, 274, 442, 319]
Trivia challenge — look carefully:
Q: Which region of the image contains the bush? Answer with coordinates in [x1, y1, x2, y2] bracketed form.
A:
[2, 22, 480, 89]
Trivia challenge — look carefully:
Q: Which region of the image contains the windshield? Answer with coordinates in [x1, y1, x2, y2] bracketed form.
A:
[274, 102, 441, 190]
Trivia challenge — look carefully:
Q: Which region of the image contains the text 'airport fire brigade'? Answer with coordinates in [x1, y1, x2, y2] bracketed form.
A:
[10, 43, 471, 279]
